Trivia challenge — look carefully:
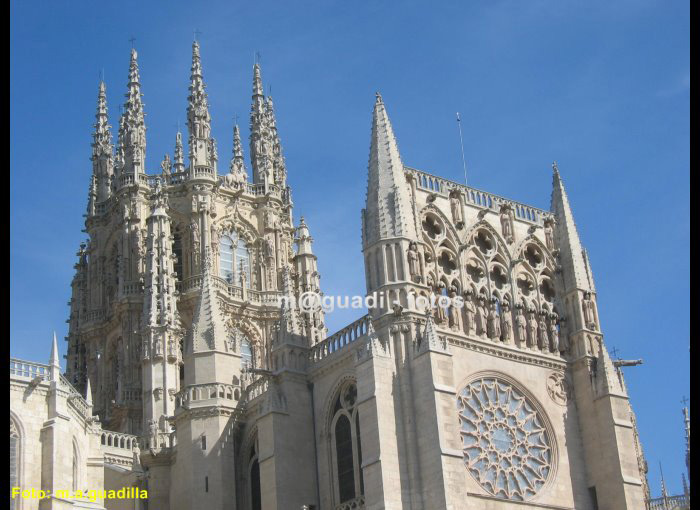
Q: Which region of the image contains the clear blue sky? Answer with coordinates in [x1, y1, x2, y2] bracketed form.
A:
[10, 0, 688, 497]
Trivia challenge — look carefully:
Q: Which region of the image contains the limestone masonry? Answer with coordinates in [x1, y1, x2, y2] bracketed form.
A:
[11, 42, 652, 510]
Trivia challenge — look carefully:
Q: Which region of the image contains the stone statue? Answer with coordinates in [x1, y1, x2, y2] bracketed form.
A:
[526, 308, 538, 349]
[407, 242, 422, 283]
[538, 312, 548, 351]
[486, 300, 501, 340]
[582, 292, 597, 330]
[544, 218, 555, 251]
[475, 296, 487, 337]
[450, 191, 463, 226]
[154, 337, 163, 357]
[501, 301, 513, 343]
[161, 154, 171, 176]
[448, 287, 462, 331]
[558, 318, 569, 353]
[549, 314, 560, 353]
[148, 419, 159, 450]
[500, 203, 515, 244]
[464, 291, 476, 335]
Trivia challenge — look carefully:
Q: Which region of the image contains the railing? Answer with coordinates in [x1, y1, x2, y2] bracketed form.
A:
[101, 431, 138, 450]
[647, 494, 689, 510]
[244, 377, 270, 401]
[83, 309, 106, 323]
[175, 383, 242, 408]
[10, 359, 51, 381]
[141, 430, 177, 450]
[405, 166, 552, 225]
[177, 275, 283, 306]
[335, 495, 365, 510]
[309, 315, 370, 364]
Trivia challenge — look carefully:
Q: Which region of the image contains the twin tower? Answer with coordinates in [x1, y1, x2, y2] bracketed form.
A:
[64, 41, 648, 510]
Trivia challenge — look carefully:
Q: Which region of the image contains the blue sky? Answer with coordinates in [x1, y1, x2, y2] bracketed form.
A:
[10, 0, 688, 497]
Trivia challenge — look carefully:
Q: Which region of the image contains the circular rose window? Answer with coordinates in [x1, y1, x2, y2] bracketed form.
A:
[457, 376, 553, 501]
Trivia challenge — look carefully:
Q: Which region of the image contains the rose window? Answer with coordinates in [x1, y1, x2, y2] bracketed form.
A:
[457, 377, 553, 501]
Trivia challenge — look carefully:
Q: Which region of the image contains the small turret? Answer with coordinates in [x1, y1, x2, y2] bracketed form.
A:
[173, 131, 185, 174]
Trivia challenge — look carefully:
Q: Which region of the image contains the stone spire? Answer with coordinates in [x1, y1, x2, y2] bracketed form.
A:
[91, 81, 114, 202]
[188, 249, 228, 352]
[363, 93, 417, 247]
[173, 131, 185, 173]
[229, 124, 247, 180]
[266, 95, 287, 187]
[84, 376, 93, 406]
[187, 41, 213, 168]
[117, 48, 146, 176]
[550, 162, 592, 293]
[50, 331, 61, 380]
[249, 63, 273, 184]
[595, 342, 625, 396]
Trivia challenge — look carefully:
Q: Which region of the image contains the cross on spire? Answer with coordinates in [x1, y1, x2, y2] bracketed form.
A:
[255, 51, 261, 65]
[129, 36, 136, 48]
[193, 29, 203, 41]
[610, 346, 620, 359]
[682, 396, 690, 407]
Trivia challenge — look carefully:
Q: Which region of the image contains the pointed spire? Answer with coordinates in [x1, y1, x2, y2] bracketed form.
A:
[683, 405, 691, 478]
[173, 131, 185, 173]
[118, 48, 146, 175]
[188, 249, 228, 352]
[252, 63, 264, 99]
[660, 463, 670, 501]
[93, 81, 112, 149]
[249, 63, 272, 183]
[85, 376, 93, 406]
[364, 93, 417, 247]
[50, 331, 60, 368]
[187, 40, 212, 168]
[91, 81, 114, 202]
[230, 124, 247, 180]
[550, 162, 591, 293]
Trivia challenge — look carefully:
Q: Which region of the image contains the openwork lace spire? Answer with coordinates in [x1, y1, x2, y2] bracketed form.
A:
[230, 124, 247, 180]
[187, 41, 212, 167]
[92, 81, 112, 151]
[118, 48, 146, 174]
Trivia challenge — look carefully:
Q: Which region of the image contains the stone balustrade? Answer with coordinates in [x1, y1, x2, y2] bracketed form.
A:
[175, 382, 242, 408]
[335, 495, 365, 510]
[309, 315, 370, 364]
[101, 431, 138, 450]
[405, 166, 551, 225]
[177, 275, 282, 306]
[244, 377, 269, 401]
[10, 359, 51, 381]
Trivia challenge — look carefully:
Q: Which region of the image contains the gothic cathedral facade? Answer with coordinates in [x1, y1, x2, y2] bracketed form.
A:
[12, 42, 650, 510]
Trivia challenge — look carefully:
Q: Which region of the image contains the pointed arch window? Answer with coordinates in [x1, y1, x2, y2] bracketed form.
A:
[330, 381, 364, 505]
[10, 419, 20, 510]
[219, 233, 251, 288]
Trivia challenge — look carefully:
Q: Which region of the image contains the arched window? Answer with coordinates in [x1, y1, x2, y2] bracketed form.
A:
[331, 381, 364, 505]
[72, 442, 79, 491]
[219, 233, 251, 288]
[241, 337, 253, 369]
[248, 436, 261, 510]
[10, 419, 20, 510]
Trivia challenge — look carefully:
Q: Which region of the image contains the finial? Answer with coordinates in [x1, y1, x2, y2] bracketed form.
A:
[375, 91, 383, 104]
[129, 36, 136, 49]
[193, 28, 203, 42]
[552, 160, 559, 175]
[50, 331, 60, 368]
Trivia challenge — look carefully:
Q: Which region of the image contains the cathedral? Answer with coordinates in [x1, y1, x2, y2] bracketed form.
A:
[10, 42, 653, 510]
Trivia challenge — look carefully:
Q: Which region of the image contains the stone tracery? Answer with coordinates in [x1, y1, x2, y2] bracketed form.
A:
[457, 376, 553, 501]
